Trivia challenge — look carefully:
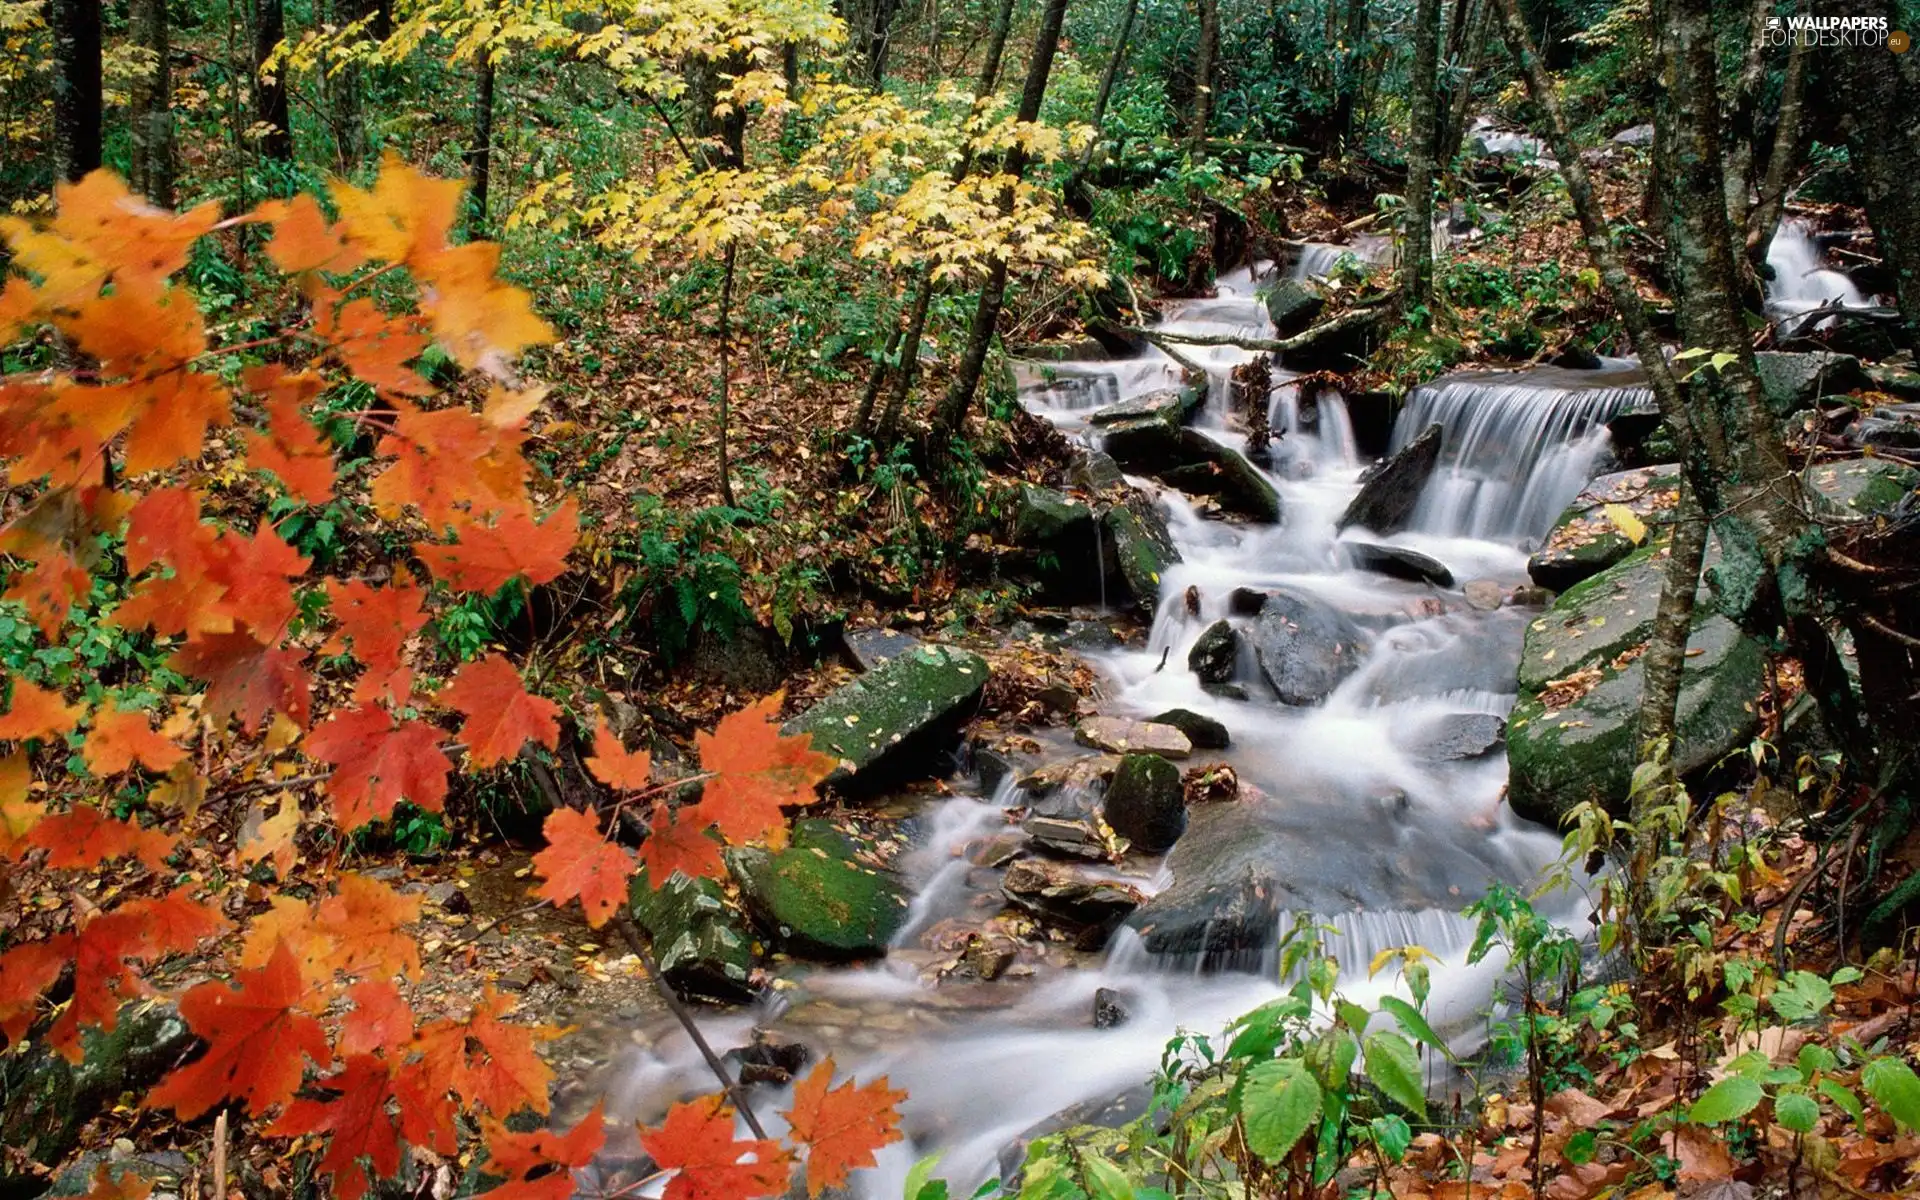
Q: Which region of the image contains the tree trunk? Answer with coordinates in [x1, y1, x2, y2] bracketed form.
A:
[1401, 0, 1442, 307]
[688, 53, 748, 170]
[1829, 0, 1920, 357]
[866, 0, 901, 90]
[326, 0, 373, 170]
[1745, 22, 1807, 270]
[1073, 0, 1138, 179]
[1636, 480, 1708, 758]
[254, 0, 292, 161]
[51, 0, 102, 183]
[1438, 0, 1492, 177]
[466, 50, 496, 240]
[934, 0, 1073, 437]
[128, 0, 173, 204]
[1189, 0, 1218, 151]
[1329, 0, 1369, 151]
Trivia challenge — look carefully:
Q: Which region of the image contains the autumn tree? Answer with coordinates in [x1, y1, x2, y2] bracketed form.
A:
[255, 0, 293, 160]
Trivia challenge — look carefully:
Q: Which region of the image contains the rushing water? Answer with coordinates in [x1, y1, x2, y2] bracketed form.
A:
[595, 260, 1617, 1197]
[1766, 220, 1871, 332]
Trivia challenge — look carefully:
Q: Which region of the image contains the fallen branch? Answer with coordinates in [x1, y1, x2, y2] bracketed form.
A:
[1776, 300, 1903, 341]
[1108, 297, 1397, 356]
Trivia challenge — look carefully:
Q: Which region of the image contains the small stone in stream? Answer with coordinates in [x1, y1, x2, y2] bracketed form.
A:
[1102, 754, 1186, 853]
[1019, 754, 1121, 797]
[1373, 788, 1412, 818]
[1338, 423, 1443, 534]
[1402, 713, 1508, 761]
[1184, 585, 1202, 616]
[1068, 450, 1125, 492]
[844, 627, 922, 672]
[1037, 682, 1081, 713]
[1151, 708, 1230, 749]
[1186, 620, 1237, 683]
[1229, 587, 1268, 615]
[499, 965, 536, 992]
[1093, 987, 1129, 1029]
[1508, 584, 1553, 607]
[1462, 579, 1504, 611]
[1059, 620, 1121, 651]
[1022, 816, 1114, 860]
[424, 880, 461, 908]
[1074, 716, 1192, 758]
[963, 935, 1018, 981]
[1182, 762, 1239, 803]
[731, 1030, 811, 1086]
[970, 832, 1029, 868]
[1001, 858, 1144, 936]
[1345, 541, 1454, 587]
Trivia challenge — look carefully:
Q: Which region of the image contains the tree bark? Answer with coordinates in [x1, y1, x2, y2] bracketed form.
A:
[1073, 0, 1139, 182]
[326, 0, 374, 170]
[866, 0, 902, 90]
[254, 0, 292, 161]
[1329, 0, 1370, 151]
[934, 0, 1074, 437]
[1438, 0, 1492, 178]
[1401, 0, 1442, 307]
[466, 50, 496, 240]
[716, 243, 738, 507]
[1746, 18, 1807, 270]
[688, 53, 748, 170]
[1189, 0, 1218, 152]
[1637, 480, 1708, 757]
[51, 0, 102, 183]
[128, 0, 174, 204]
[1828, 0, 1920, 357]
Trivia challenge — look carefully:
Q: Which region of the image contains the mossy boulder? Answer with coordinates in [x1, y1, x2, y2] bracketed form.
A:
[1804, 458, 1918, 521]
[1338, 423, 1442, 535]
[1102, 754, 1186, 853]
[1102, 493, 1181, 615]
[1753, 350, 1870, 415]
[727, 819, 910, 959]
[1101, 416, 1282, 522]
[1516, 541, 1710, 694]
[1262, 278, 1325, 335]
[629, 870, 757, 1003]
[1507, 614, 1766, 828]
[1527, 465, 1681, 593]
[1010, 484, 1096, 547]
[783, 644, 989, 793]
[1088, 386, 1203, 427]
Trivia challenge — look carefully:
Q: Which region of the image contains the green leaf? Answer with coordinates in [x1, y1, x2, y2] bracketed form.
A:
[1241, 1059, 1324, 1163]
[1303, 1028, 1357, 1095]
[1378, 995, 1452, 1059]
[1336, 999, 1372, 1034]
[1797, 1043, 1839, 1080]
[1225, 997, 1310, 1060]
[1770, 970, 1835, 1022]
[1563, 1130, 1597, 1166]
[1817, 1079, 1865, 1123]
[1080, 1153, 1134, 1200]
[1723, 1049, 1771, 1079]
[1362, 1030, 1427, 1118]
[1690, 1076, 1764, 1124]
[1830, 966, 1863, 987]
[905, 1155, 949, 1200]
[1863, 1056, 1920, 1131]
[1775, 1089, 1821, 1133]
[1369, 1114, 1412, 1162]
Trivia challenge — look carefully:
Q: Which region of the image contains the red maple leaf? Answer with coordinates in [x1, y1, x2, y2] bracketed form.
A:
[81, 703, 186, 775]
[243, 367, 336, 504]
[585, 720, 652, 791]
[478, 1102, 607, 1200]
[414, 987, 554, 1116]
[782, 1058, 907, 1196]
[640, 1095, 793, 1200]
[3, 546, 92, 639]
[370, 401, 529, 526]
[77, 1161, 154, 1200]
[313, 872, 425, 982]
[24, 804, 177, 871]
[146, 941, 333, 1119]
[531, 807, 635, 929]
[318, 296, 432, 396]
[0, 679, 84, 743]
[414, 498, 577, 594]
[339, 979, 416, 1058]
[690, 694, 835, 850]
[0, 751, 44, 858]
[323, 578, 428, 703]
[47, 888, 227, 1058]
[306, 706, 452, 829]
[0, 937, 73, 1045]
[439, 655, 560, 769]
[169, 627, 312, 731]
[207, 520, 310, 634]
[269, 1055, 406, 1200]
[637, 803, 728, 885]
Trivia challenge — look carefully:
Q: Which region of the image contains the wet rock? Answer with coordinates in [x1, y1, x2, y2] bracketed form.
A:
[728, 1030, 812, 1087]
[1074, 717, 1193, 758]
[1400, 712, 1507, 761]
[1549, 344, 1603, 370]
[1753, 350, 1870, 415]
[1507, 615, 1766, 828]
[1022, 815, 1115, 860]
[728, 819, 911, 960]
[1462, 579, 1505, 611]
[688, 623, 786, 694]
[1019, 754, 1121, 798]
[961, 934, 1019, 980]
[1262, 278, 1325, 336]
[1612, 123, 1654, 146]
[1101, 417, 1283, 522]
[1846, 406, 1920, 452]
[1509, 584, 1554, 607]
[1338, 423, 1443, 535]
[1516, 542, 1712, 694]
[1804, 457, 1919, 520]
[1001, 858, 1144, 936]
[1088, 386, 1202, 427]
[1151, 707, 1230, 750]
[1102, 754, 1187, 853]
[1102, 492, 1182, 616]
[1528, 464, 1680, 593]
[1245, 588, 1367, 705]
[784, 644, 989, 793]
[1, 1001, 193, 1187]
[1010, 484, 1097, 547]
[629, 871, 756, 1002]
[1187, 620, 1238, 683]
[1345, 541, 1454, 587]
[1202, 681, 1252, 701]
[843, 627, 922, 672]
[1068, 449, 1125, 492]
[1228, 587, 1268, 615]
[1093, 987, 1129, 1029]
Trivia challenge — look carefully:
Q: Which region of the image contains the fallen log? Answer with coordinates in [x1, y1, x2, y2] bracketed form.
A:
[1104, 296, 1398, 356]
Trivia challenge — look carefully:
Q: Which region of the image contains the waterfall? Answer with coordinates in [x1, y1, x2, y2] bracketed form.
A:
[1394, 366, 1654, 543]
[1766, 220, 1870, 332]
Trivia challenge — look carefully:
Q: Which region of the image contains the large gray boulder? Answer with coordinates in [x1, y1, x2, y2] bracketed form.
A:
[629, 870, 757, 1002]
[1262, 278, 1325, 336]
[1516, 542, 1711, 695]
[1102, 754, 1186, 852]
[1088, 386, 1203, 427]
[1245, 588, 1368, 705]
[1528, 465, 1681, 593]
[1338, 423, 1443, 534]
[784, 644, 989, 793]
[728, 819, 910, 960]
[1804, 457, 1918, 521]
[1101, 418, 1283, 522]
[1009, 484, 1103, 602]
[1753, 350, 1870, 415]
[1102, 493, 1181, 614]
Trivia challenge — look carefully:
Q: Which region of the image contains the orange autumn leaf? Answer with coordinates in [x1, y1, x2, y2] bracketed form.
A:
[0, 938, 70, 1044]
[330, 151, 465, 269]
[169, 627, 312, 731]
[531, 807, 636, 928]
[314, 872, 425, 981]
[637, 803, 728, 885]
[237, 794, 301, 878]
[440, 655, 561, 769]
[147, 941, 333, 1119]
[317, 295, 433, 395]
[305, 706, 452, 829]
[46, 888, 228, 1059]
[268, 1055, 408, 1200]
[417, 241, 555, 373]
[78, 1161, 154, 1200]
[415, 986, 554, 1116]
[690, 694, 835, 849]
[478, 1102, 607, 1200]
[782, 1058, 907, 1197]
[0, 679, 84, 743]
[338, 979, 415, 1058]
[640, 1095, 793, 1200]
[585, 720, 652, 791]
[82, 703, 186, 775]
[260, 193, 365, 276]
[414, 498, 578, 594]
[370, 400, 530, 526]
[0, 751, 45, 858]
[24, 804, 176, 871]
[243, 368, 337, 505]
[3, 546, 92, 639]
[323, 578, 428, 703]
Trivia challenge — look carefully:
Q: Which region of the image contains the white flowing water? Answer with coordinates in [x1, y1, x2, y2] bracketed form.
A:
[1766, 220, 1871, 332]
[596, 267, 1616, 1197]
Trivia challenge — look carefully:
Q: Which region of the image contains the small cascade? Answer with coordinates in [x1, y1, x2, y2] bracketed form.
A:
[1395, 366, 1654, 542]
[1467, 116, 1557, 167]
[1285, 239, 1387, 281]
[1766, 220, 1871, 332]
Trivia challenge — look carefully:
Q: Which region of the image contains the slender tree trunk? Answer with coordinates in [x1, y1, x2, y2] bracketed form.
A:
[327, 0, 373, 170]
[935, 0, 1074, 437]
[128, 0, 174, 204]
[1073, 0, 1139, 179]
[1746, 24, 1808, 270]
[1439, 0, 1492, 178]
[688, 53, 748, 169]
[1401, 0, 1442, 307]
[466, 50, 496, 240]
[1720, 0, 1773, 231]
[857, 0, 1017, 438]
[866, 0, 902, 90]
[1637, 480, 1708, 759]
[1829, 0, 1920, 357]
[716, 243, 739, 507]
[254, 0, 292, 161]
[51, 0, 102, 183]
[1189, 0, 1218, 152]
[1329, 0, 1369, 151]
